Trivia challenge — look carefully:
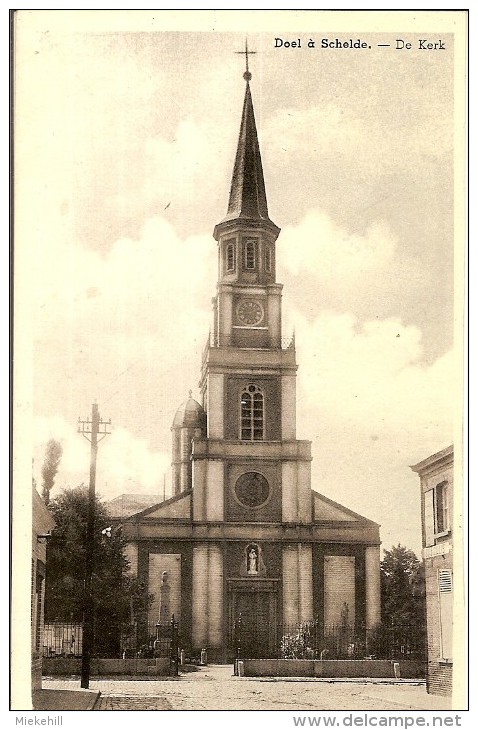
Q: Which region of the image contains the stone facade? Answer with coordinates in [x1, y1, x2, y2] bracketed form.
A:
[411, 445, 453, 696]
[120, 71, 381, 662]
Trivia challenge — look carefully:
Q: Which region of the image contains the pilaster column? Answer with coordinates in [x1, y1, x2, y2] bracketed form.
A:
[192, 546, 208, 648]
[298, 544, 313, 623]
[365, 546, 381, 630]
[282, 461, 298, 522]
[282, 546, 299, 625]
[206, 460, 224, 521]
[192, 545, 224, 650]
[281, 375, 296, 440]
[207, 546, 224, 648]
[207, 374, 224, 438]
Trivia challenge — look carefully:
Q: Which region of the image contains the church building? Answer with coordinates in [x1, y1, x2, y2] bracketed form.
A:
[121, 63, 381, 662]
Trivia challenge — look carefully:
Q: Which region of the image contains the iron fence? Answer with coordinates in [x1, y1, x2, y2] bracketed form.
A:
[43, 617, 179, 667]
[280, 622, 426, 660]
[43, 623, 83, 657]
[234, 617, 426, 661]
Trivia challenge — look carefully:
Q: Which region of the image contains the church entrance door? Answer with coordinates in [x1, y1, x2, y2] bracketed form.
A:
[229, 580, 278, 659]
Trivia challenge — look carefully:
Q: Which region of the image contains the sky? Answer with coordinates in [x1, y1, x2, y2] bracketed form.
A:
[15, 11, 464, 556]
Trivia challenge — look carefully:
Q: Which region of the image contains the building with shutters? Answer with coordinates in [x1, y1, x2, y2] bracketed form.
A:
[120, 63, 381, 662]
[411, 445, 453, 696]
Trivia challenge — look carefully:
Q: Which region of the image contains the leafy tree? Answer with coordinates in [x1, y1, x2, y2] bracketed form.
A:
[373, 544, 427, 658]
[380, 544, 426, 626]
[41, 439, 63, 505]
[45, 485, 151, 656]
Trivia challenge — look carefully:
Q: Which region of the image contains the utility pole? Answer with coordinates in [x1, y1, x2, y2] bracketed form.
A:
[78, 402, 111, 689]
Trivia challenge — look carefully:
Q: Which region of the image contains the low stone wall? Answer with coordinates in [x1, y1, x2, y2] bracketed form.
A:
[243, 659, 426, 679]
[32, 655, 43, 692]
[42, 657, 171, 676]
[244, 659, 315, 677]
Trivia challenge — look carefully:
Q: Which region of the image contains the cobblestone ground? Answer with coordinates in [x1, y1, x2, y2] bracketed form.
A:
[95, 695, 171, 710]
[43, 666, 453, 712]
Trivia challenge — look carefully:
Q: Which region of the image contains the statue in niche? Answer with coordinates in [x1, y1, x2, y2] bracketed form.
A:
[240, 542, 266, 577]
[159, 570, 170, 625]
[247, 545, 258, 575]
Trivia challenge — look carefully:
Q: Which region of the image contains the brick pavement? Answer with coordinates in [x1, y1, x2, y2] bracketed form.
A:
[42, 665, 454, 712]
[95, 695, 171, 710]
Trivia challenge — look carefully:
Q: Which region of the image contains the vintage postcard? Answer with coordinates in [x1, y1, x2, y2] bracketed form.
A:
[11, 9, 467, 718]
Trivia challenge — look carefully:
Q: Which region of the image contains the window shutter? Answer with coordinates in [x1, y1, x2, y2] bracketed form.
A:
[424, 489, 435, 546]
[438, 569, 453, 659]
[438, 569, 453, 593]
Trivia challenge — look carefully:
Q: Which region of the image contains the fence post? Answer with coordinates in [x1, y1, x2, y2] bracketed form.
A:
[234, 613, 242, 675]
[170, 614, 178, 676]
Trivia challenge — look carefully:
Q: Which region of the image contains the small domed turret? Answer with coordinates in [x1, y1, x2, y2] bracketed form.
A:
[172, 392, 207, 430]
[171, 391, 206, 496]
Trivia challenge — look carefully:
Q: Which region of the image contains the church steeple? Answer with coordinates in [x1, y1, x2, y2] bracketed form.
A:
[209, 49, 284, 350]
[214, 63, 279, 241]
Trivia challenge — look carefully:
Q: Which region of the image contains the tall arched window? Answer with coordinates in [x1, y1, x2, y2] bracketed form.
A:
[244, 238, 257, 270]
[240, 384, 264, 440]
[226, 241, 235, 272]
[265, 245, 272, 273]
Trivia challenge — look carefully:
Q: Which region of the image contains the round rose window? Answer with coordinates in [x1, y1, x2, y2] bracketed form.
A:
[234, 472, 270, 508]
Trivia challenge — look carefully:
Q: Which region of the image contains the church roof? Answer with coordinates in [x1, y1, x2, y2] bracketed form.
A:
[312, 490, 380, 526]
[172, 393, 206, 429]
[214, 79, 279, 239]
[123, 489, 192, 521]
[105, 493, 160, 518]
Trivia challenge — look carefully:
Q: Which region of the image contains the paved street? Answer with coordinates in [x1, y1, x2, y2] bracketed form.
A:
[42, 665, 455, 712]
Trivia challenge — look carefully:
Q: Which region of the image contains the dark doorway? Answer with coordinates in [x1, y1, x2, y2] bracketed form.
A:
[230, 582, 278, 658]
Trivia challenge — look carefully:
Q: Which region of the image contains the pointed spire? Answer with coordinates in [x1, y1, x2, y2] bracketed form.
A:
[214, 71, 279, 240]
[227, 82, 269, 221]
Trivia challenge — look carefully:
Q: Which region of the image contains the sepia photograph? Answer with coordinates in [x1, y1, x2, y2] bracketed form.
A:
[11, 9, 467, 718]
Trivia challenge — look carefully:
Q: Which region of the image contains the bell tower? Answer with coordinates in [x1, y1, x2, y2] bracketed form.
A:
[190, 53, 313, 656]
[198, 58, 302, 452]
[212, 73, 282, 351]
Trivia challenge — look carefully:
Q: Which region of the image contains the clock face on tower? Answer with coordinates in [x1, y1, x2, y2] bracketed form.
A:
[236, 298, 264, 326]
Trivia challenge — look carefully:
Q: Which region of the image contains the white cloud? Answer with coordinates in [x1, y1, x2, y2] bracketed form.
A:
[26, 214, 216, 499]
[139, 109, 239, 234]
[31, 213, 216, 365]
[277, 208, 405, 330]
[33, 415, 170, 502]
[296, 308, 452, 442]
[98, 428, 170, 498]
[278, 209, 396, 282]
[292, 308, 454, 553]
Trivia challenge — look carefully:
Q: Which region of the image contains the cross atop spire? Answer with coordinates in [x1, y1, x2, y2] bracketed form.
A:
[235, 38, 256, 82]
[213, 50, 279, 240]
